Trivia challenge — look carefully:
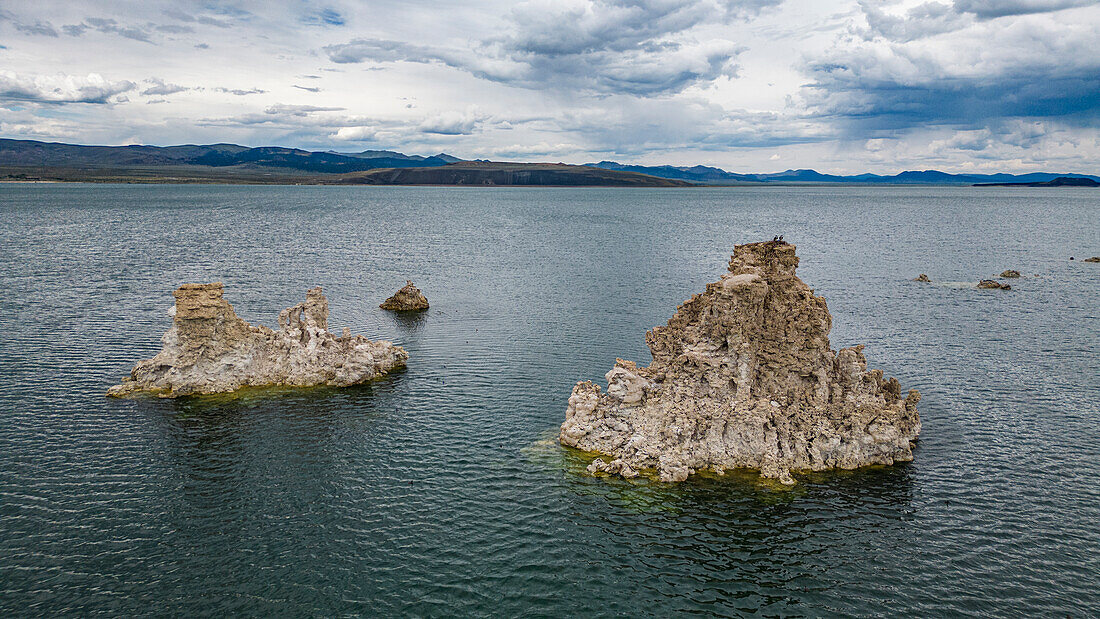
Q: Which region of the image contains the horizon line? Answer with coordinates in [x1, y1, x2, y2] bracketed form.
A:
[2, 136, 1098, 178]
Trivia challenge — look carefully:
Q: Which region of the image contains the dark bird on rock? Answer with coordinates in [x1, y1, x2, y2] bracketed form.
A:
[779, 235, 784, 242]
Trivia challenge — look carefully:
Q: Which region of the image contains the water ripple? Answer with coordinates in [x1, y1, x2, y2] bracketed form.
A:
[1, 184, 1097, 616]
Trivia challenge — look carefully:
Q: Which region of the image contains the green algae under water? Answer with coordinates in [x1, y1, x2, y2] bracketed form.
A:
[1, 184, 1098, 616]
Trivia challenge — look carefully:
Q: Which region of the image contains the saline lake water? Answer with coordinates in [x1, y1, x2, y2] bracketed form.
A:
[1, 184, 1098, 616]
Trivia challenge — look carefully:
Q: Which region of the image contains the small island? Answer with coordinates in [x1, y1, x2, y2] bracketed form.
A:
[108, 283, 407, 397]
[975, 176, 1100, 187]
[560, 241, 920, 485]
[380, 281, 430, 311]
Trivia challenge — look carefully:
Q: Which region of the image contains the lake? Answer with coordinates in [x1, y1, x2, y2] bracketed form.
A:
[1, 184, 1097, 616]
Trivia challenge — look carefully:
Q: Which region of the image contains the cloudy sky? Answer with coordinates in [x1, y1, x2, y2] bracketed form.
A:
[1, 0, 1098, 173]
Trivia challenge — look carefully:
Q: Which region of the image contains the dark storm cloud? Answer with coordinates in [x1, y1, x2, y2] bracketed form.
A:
[323, 0, 773, 96]
[326, 36, 744, 96]
[859, 0, 1097, 42]
[954, 0, 1096, 18]
[501, 0, 746, 56]
[802, 15, 1100, 136]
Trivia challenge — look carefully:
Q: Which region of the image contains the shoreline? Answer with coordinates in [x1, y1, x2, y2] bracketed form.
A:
[5, 178, 1098, 188]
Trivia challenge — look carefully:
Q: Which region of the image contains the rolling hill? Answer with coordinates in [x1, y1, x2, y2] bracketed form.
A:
[588, 161, 1100, 185]
[335, 161, 689, 186]
[3, 139, 1098, 186]
[0, 139, 684, 186]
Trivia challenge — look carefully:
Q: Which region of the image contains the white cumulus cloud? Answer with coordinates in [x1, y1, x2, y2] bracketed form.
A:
[0, 71, 135, 104]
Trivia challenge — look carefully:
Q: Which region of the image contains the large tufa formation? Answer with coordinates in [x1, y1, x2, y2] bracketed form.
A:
[380, 280, 429, 311]
[108, 283, 407, 397]
[560, 241, 921, 485]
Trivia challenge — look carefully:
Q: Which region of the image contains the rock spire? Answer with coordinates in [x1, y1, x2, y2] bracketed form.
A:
[560, 241, 920, 484]
[108, 283, 406, 397]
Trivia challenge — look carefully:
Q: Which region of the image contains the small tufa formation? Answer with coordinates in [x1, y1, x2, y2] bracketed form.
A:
[108, 283, 407, 397]
[999, 270, 1021, 278]
[978, 279, 1011, 290]
[380, 280, 429, 311]
[914, 274, 931, 282]
[1084, 257, 1100, 263]
[560, 241, 921, 485]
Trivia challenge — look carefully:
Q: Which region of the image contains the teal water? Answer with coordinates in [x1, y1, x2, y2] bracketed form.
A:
[1, 184, 1098, 616]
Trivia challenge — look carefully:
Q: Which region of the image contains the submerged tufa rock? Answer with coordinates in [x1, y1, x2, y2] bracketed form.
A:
[978, 279, 1011, 290]
[108, 283, 407, 397]
[1084, 257, 1100, 263]
[914, 274, 931, 282]
[999, 270, 1021, 278]
[380, 280, 429, 311]
[560, 241, 921, 485]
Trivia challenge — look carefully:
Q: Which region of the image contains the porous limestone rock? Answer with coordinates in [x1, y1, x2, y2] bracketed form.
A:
[380, 280, 429, 311]
[587, 458, 639, 479]
[999, 270, 1021, 278]
[560, 241, 921, 485]
[914, 274, 931, 282]
[108, 283, 407, 397]
[978, 279, 1011, 290]
[1084, 256, 1100, 263]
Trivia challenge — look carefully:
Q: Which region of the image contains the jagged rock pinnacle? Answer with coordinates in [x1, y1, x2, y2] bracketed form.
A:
[108, 283, 407, 397]
[560, 241, 920, 484]
[380, 280, 429, 311]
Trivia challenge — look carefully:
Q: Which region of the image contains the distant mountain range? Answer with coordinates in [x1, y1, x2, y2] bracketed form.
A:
[333, 161, 688, 187]
[588, 161, 1100, 185]
[0, 139, 461, 175]
[0, 139, 684, 186]
[1, 139, 1097, 186]
[331, 149, 464, 164]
